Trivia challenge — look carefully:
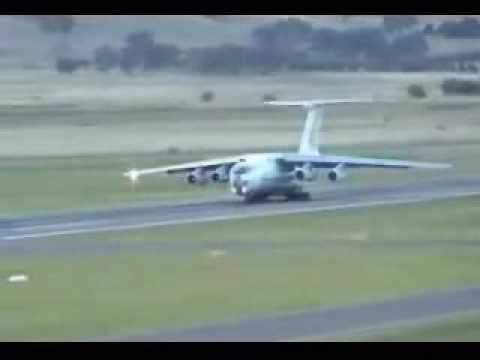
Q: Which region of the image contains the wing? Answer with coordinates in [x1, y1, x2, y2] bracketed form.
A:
[124, 155, 244, 182]
[281, 154, 452, 170]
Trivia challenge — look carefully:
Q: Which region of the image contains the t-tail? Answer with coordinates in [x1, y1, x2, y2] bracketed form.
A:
[265, 99, 373, 156]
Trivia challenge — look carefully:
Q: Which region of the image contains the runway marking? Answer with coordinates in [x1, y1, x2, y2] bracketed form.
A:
[12, 220, 116, 233]
[3, 190, 480, 241]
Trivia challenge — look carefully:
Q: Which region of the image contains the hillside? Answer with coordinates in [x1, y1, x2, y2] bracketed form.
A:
[1, 15, 480, 70]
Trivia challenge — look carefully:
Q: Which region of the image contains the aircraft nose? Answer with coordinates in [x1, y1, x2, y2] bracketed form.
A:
[231, 176, 250, 195]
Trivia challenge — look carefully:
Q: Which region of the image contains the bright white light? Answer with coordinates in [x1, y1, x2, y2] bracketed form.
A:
[127, 169, 140, 184]
[7, 274, 29, 283]
[209, 250, 227, 259]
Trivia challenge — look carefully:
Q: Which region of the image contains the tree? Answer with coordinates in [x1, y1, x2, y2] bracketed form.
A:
[144, 44, 181, 70]
[311, 27, 390, 59]
[437, 17, 480, 38]
[407, 84, 428, 99]
[424, 24, 436, 35]
[391, 32, 429, 57]
[93, 45, 121, 72]
[120, 30, 156, 73]
[252, 18, 314, 52]
[383, 16, 419, 34]
[442, 79, 480, 95]
[56, 58, 90, 74]
[189, 44, 248, 75]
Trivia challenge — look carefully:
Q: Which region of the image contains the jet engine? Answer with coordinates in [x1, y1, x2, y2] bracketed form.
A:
[328, 164, 346, 182]
[186, 169, 207, 185]
[210, 166, 229, 183]
[293, 164, 318, 182]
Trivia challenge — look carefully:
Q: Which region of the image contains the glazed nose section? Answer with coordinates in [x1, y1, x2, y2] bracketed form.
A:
[230, 174, 249, 195]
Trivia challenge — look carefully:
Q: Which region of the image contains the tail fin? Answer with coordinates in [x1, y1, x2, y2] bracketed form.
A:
[299, 104, 323, 155]
[265, 99, 372, 155]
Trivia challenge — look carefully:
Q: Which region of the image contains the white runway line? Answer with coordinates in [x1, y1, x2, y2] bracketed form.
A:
[12, 219, 117, 233]
[3, 190, 480, 242]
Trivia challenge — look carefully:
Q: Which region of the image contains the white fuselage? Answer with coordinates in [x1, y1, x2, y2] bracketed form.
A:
[229, 154, 301, 199]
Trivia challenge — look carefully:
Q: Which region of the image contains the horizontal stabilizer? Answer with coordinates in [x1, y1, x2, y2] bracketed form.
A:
[265, 98, 373, 108]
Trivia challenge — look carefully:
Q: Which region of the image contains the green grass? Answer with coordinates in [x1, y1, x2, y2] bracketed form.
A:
[0, 154, 225, 216]
[1, 196, 480, 341]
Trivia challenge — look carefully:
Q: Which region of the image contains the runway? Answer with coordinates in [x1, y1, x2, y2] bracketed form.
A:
[2, 176, 480, 341]
[1, 176, 480, 247]
[111, 285, 480, 342]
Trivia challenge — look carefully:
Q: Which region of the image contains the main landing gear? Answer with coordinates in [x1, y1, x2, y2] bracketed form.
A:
[243, 192, 270, 204]
[285, 191, 312, 202]
[243, 191, 312, 204]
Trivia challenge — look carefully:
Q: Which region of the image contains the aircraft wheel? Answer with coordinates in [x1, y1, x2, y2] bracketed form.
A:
[244, 193, 270, 204]
[285, 192, 312, 202]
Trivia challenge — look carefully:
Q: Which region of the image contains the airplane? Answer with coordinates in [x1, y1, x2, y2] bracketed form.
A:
[124, 99, 451, 204]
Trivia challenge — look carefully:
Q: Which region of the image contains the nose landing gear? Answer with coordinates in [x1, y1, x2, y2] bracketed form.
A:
[244, 192, 270, 204]
[242, 190, 311, 204]
[285, 191, 312, 202]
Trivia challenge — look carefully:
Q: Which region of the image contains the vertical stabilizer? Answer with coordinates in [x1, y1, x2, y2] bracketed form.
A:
[299, 104, 323, 155]
[265, 98, 372, 156]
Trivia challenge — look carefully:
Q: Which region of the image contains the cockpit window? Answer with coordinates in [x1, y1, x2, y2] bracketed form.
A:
[232, 164, 252, 176]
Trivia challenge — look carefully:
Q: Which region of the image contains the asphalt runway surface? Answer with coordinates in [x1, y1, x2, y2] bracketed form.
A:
[2, 176, 480, 341]
[1, 176, 480, 255]
[111, 285, 480, 342]
[0, 178, 480, 244]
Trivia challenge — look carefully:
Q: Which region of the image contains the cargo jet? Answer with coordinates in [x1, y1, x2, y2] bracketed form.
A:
[124, 99, 451, 203]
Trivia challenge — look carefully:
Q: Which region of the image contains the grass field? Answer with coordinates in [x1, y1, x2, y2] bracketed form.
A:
[1, 70, 480, 341]
[0, 154, 225, 216]
[0, 70, 478, 216]
[1, 71, 480, 157]
[1, 196, 480, 341]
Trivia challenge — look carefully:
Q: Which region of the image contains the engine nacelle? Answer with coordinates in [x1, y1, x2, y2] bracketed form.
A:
[293, 164, 318, 182]
[186, 169, 207, 185]
[210, 166, 229, 183]
[328, 164, 346, 183]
